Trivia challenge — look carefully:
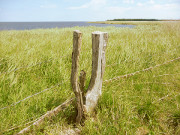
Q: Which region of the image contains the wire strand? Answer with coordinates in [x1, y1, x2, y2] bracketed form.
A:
[104, 56, 180, 83]
[0, 83, 61, 111]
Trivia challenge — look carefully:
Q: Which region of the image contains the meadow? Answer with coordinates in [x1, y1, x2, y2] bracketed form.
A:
[0, 22, 180, 134]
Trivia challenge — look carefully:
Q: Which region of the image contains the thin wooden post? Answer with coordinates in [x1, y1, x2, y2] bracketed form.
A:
[71, 30, 84, 124]
[71, 30, 108, 123]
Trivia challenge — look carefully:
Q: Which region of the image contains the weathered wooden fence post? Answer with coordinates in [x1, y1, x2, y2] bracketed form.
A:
[71, 30, 108, 124]
[84, 31, 108, 114]
[71, 30, 84, 124]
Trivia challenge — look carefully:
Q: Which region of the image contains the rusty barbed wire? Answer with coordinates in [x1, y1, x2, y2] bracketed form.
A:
[153, 73, 180, 78]
[0, 83, 61, 111]
[104, 56, 180, 83]
[1, 57, 179, 111]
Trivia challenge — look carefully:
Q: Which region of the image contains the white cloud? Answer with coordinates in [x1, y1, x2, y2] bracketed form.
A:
[40, 4, 57, 9]
[68, 5, 88, 10]
[130, 3, 180, 19]
[67, 0, 180, 20]
[147, 0, 155, 4]
[68, 0, 107, 10]
[123, 0, 134, 4]
[137, 0, 155, 7]
[107, 6, 132, 13]
[104, 6, 132, 19]
[137, 3, 144, 7]
[153, 3, 180, 9]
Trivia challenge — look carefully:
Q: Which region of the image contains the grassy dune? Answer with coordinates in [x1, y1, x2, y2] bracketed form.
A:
[0, 22, 180, 134]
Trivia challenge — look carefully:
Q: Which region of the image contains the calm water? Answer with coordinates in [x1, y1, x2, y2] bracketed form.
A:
[0, 22, 134, 30]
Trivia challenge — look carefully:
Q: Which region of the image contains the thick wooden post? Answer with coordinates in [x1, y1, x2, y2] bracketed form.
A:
[71, 30, 108, 123]
[84, 31, 108, 114]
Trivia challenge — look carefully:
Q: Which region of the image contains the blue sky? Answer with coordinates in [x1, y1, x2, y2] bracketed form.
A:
[0, 0, 180, 22]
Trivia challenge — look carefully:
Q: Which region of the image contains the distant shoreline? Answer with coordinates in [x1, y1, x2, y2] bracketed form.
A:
[89, 20, 180, 26]
[106, 19, 180, 21]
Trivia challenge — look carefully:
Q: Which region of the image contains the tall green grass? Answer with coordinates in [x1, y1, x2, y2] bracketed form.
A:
[0, 22, 180, 134]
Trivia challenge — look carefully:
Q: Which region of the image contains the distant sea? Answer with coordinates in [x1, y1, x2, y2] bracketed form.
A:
[0, 22, 134, 30]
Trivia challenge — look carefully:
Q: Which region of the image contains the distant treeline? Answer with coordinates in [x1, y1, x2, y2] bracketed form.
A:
[107, 19, 160, 21]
